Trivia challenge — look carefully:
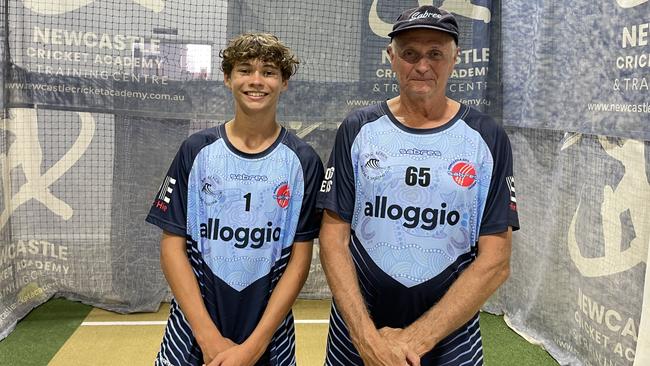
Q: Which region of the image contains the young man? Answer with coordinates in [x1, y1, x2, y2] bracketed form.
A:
[146, 33, 324, 366]
[318, 6, 519, 366]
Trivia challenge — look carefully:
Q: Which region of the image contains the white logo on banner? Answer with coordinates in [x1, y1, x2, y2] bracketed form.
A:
[615, 0, 648, 8]
[369, 0, 491, 38]
[563, 133, 649, 277]
[0, 109, 96, 230]
[22, 0, 165, 15]
[440, 0, 490, 23]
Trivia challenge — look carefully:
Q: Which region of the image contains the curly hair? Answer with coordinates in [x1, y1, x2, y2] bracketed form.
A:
[220, 33, 299, 81]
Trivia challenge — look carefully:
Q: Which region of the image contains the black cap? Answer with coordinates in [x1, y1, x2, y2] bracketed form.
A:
[387, 5, 459, 44]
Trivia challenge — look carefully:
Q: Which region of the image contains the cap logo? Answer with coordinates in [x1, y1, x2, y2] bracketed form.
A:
[409, 10, 443, 21]
[387, 5, 459, 42]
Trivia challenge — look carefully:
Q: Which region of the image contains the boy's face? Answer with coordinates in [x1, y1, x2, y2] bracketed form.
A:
[224, 58, 288, 116]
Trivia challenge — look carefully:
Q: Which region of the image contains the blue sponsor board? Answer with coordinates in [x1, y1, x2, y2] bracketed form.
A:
[503, 1, 649, 140]
[358, 0, 498, 115]
[6, 0, 501, 122]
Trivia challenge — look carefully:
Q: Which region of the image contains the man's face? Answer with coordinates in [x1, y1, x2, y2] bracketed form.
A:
[388, 29, 458, 98]
[224, 58, 288, 115]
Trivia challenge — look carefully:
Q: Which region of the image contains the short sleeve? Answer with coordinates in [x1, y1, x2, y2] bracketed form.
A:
[480, 126, 520, 235]
[316, 119, 358, 222]
[145, 139, 192, 236]
[293, 146, 325, 242]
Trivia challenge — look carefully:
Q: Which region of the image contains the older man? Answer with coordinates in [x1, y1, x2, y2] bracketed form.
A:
[317, 5, 519, 366]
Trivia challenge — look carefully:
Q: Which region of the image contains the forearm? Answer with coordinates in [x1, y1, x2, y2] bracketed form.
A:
[403, 229, 512, 355]
[243, 241, 313, 357]
[160, 231, 223, 347]
[319, 210, 377, 344]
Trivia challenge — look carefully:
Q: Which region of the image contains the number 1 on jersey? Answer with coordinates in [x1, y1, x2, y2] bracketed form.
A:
[244, 192, 251, 211]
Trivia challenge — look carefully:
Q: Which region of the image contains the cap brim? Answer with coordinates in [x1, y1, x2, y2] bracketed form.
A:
[388, 25, 458, 41]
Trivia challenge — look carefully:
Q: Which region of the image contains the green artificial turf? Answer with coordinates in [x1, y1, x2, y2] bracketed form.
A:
[481, 312, 559, 366]
[0, 298, 92, 366]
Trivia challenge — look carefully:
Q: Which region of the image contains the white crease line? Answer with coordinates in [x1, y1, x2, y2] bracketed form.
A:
[82, 321, 166, 326]
[81, 319, 329, 326]
[296, 320, 329, 324]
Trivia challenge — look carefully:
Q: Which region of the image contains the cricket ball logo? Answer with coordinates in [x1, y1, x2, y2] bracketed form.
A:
[448, 160, 477, 188]
[274, 183, 291, 208]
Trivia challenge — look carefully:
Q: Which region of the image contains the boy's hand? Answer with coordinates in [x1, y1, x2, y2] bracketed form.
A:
[206, 343, 261, 366]
[199, 332, 237, 365]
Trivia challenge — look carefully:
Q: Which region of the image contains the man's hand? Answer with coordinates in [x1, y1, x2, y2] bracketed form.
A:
[394, 230, 513, 356]
[354, 330, 417, 366]
[379, 327, 421, 366]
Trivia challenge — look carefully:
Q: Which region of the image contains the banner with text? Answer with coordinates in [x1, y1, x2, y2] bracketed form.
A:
[486, 127, 649, 366]
[502, 1, 649, 140]
[6, 0, 499, 120]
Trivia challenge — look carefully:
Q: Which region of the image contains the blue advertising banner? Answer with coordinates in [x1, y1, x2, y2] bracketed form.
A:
[7, 0, 229, 118]
[357, 0, 497, 113]
[6, 0, 500, 121]
[503, 1, 649, 140]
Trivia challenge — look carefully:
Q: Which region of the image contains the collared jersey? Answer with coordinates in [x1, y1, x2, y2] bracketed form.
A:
[317, 101, 519, 366]
[147, 123, 323, 366]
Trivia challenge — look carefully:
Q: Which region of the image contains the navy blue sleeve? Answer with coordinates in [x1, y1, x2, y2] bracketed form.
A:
[316, 117, 359, 223]
[294, 143, 325, 242]
[145, 138, 194, 236]
[479, 122, 520, 235]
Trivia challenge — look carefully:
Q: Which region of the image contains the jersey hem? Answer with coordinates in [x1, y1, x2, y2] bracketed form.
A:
[479, 221, 517, 236]
[145, 215, 186, 236]
[318, 204, 352, 223]
[294, 228, 320, 242]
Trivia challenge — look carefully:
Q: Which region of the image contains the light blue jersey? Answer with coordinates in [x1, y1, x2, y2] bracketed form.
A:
[147, 124, 323, 366]
[318, 102, 519, 366]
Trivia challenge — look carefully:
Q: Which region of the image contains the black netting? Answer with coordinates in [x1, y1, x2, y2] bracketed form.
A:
[2, 2, 649, 365]
[0, 0, 505, 343]
[0, 1, 499, 318]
